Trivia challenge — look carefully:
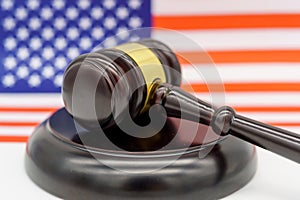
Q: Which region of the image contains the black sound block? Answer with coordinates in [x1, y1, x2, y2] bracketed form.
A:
[25, 108, 257, 200]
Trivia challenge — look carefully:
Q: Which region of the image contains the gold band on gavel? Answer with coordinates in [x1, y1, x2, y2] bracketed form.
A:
[115, 43, 166, 112]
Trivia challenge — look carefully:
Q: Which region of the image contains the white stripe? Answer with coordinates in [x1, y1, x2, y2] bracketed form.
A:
[152, 29, 300, 51]
[153, 0, 300, 16]
[0, 127, 35, 136]
[0, 93, 62, 107]
[0, 112, 51, 122]
[193, 92, 300, 107]
[240, 112, 300, 123]
[181, 63, 300, 83]
[277, 127, 300, 133]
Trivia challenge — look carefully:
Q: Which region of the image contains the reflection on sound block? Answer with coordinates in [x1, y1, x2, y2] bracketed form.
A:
[25, 108, 257, 199]
[71, 109, 222, 152]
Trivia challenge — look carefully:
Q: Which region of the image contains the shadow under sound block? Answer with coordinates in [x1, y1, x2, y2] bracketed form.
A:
[25, 108, 257, 200]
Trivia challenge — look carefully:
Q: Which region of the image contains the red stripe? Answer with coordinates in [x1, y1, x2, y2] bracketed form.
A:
[177, 50, 300, 64]
[235, 106, 300, 113]
[0, 122, 39, 127]
[0, 136, 28, 143]
[182, 83, 300, 92]
[271, 122, 300, 127]
[153, 14, 300, 30]
[0, 107, 58, 112]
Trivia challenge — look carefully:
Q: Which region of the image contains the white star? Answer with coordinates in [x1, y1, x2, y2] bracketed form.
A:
[4, 56, 17, 70]
[104, 17, 116, 29]
[15, 7, 28, 19]
[28, 74, 41, 87]
[16, 66, 29, 79]
[30, 56, 42, 69]
[55, 37, 67, 50]
[79, 37, 92, 50]
[103, 37, 117, 47]
[29, 37, 42, 50]
[42, 66, 55, 79]
[52, 0, 65, 10]
[67, 47, 79, 59]
[128, 0, 142, 9]
[130, 35, 140, 42]
[91, 27, 104, 40]
[54, 73, 63, 87]
[29, 17, 41, 30]
[41, 7, 53, 20]
[17, 47, 30, 60]
[42, 27, 54, 40]
[129, 17, 142, 28]
[91, 7, 103, 19]
[2, 74, 16, 87]
[17, 27, 29, 40]
[3, 17, 16, 30]
[1, 0, 13, 10]
[4, 37, 17, 50]
[116, 7, 129, 20]
[55, 56, 67, 69]
[78, 0, 90, 10]
[103, 0, 115, 9]
[42, 46, 55, 60]
[66, 7, 78, 20]
[67, 27, 79, 40]
[54, 17, 66, 30]
[116, 27, 129, 40]
[79, 17, 92, 30]
[27, 0, 39, 10]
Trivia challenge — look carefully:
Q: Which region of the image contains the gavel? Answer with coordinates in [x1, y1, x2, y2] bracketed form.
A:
[62, 39, 300, 163]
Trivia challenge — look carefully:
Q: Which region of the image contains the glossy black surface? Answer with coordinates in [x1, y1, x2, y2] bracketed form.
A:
[25, 108, 257, 200]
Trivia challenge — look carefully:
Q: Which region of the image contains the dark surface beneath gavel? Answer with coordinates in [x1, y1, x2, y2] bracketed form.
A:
[71, 111, 221, 152]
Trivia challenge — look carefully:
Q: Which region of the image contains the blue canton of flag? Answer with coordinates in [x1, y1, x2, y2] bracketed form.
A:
[0, 0, 151, 93]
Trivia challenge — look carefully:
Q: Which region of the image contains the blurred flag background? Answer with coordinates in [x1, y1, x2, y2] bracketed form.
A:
[0, 0, 151, 141]
[0, 0, 299, 199]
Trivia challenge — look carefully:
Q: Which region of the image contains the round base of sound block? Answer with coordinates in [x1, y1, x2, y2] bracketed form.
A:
[25, 108, 257, 200]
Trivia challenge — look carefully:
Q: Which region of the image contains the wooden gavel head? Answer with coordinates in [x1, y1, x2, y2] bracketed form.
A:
[62, 39, 182, 129]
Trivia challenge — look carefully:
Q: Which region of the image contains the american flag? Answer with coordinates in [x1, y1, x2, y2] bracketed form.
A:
[0, 0, 151, 142]
[0, 0, 300, 199]
[0, 0, 150, 92]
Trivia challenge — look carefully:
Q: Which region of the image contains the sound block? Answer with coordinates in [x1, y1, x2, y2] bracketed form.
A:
[25, 108, 257, 200]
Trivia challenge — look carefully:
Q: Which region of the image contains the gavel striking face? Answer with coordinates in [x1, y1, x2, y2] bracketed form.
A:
[63, 39, 300, 163]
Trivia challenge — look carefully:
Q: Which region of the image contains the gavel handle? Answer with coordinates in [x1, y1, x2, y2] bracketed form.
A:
[228, 113, 300, 163]
[154, 83, 300, 163]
